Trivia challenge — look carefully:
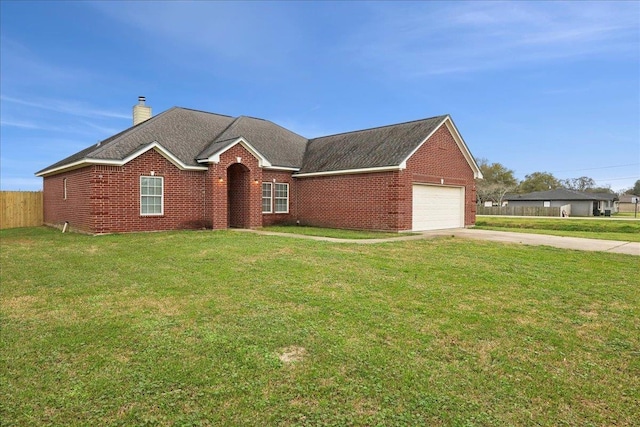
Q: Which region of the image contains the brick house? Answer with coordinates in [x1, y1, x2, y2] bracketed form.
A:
[36, 98, 482, 234]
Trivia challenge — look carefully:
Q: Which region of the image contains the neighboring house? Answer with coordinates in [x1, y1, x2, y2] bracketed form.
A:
[36, 98, 482, 234]
[618, 194, 639, 214]
[504, 189, 618, 217]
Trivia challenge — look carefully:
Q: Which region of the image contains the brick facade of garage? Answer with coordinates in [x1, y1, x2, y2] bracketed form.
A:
[296, 124, 476, 231]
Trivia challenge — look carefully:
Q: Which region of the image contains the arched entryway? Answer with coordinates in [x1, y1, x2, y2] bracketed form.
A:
[227, 163, 251, 228]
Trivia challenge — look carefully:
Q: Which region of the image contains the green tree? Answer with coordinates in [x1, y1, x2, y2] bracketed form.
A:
[475, 159, 518, 205]
[585, 185, 614, 194]
[518, 172, 561, 193]
[624, 179, 640, 195]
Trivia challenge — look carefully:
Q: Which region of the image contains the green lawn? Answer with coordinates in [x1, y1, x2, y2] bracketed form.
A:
[615, 212, 639, 218]
[476, 216, 640, 242]
[1, 227, 638, 426]
[262, 225, 406, 239]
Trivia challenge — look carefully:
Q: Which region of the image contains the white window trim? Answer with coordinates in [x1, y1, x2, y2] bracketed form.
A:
[63, 178, 67, 200]
[262, 182, 273, 214]
[140, 176, 164, 216]
[274, 182, 289, 214]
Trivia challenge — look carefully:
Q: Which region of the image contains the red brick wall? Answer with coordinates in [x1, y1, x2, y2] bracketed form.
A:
[296, 171, 402, 231]
[403, 123, 477, 228]
[43, 167, 93, 232]
[92, 149, 207, 233]
[43, 149, 208, 234]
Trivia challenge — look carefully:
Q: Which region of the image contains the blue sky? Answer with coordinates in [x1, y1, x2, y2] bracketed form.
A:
[1, 1, 638, 192]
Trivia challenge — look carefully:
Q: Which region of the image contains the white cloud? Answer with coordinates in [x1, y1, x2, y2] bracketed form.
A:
[347, 1, 639, 76]
[1, 95, 129, 120]
[78, 120, 122, 135]
[0, 118, 42, 130]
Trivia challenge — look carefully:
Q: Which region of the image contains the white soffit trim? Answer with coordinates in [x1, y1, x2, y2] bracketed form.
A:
[35, 141, 208, 177]
[200, 137, 272, 167]
[125, 142, 208, 171]
[294, 165, 402, 178]
[36, 159, 92, 177]
[399, 116, 483, 180]
[264, 166, 300, 172]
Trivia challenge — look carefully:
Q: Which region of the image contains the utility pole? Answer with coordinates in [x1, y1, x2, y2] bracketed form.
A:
[630, 196, 639, 218]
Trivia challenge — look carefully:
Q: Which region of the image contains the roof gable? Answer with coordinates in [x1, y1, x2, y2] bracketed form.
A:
[196, 116, 307, 169]
[297, 115, 482, 178]
[198, 137, 272, 168]
[298, 116, 446, 174]
[36, 107, 235, 176]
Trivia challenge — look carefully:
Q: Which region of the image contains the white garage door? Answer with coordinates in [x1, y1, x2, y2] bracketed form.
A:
[412, 184, 465, 231]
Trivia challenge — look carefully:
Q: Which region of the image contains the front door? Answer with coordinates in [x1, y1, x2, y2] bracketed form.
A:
[227, 163, 250, 228]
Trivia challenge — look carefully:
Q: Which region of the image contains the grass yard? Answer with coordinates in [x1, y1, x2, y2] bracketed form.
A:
[1, 227, 638, 426]
[615, 212, 639, 218]
[262, 226, 406, 240]
[476, 216, 640, 242]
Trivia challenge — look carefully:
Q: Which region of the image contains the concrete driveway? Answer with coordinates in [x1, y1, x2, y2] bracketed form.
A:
[239, 228, 640, 255]
[422, 228, 640, 256]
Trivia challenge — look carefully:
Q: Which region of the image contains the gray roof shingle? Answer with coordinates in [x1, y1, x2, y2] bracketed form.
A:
[298, 115, 448, 173]
[37, 108, 467, 177]
[196, 116, 307, 168]
[37, 107, 235, 174]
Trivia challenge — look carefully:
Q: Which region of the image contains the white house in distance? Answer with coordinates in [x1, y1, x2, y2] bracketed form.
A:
[504, 189, 618, 217]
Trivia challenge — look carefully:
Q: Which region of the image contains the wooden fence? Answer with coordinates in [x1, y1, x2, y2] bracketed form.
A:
[0, 191, 43, 229]
[477, 206, 561, 217]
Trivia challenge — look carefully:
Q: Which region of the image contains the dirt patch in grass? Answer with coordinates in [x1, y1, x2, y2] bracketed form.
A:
[124, 296, 185, 316]
[277, 346, 307, 364]
[3, 295, 39, 312]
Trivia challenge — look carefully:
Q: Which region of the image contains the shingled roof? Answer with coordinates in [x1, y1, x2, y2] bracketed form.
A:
[37, 107, 236, 175]
[298, 115, 448, 174]
[196, 116, 307, 169]
[504, 189, 618, 201]
[36, 107, 480, 178]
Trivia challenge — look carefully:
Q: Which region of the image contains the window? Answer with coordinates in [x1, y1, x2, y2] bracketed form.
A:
[63, 178, 67, 200]
[262, 182, 289, 214]
[140, 176, 163, 215]
[262, 182, 272, 213]
[274, 183, 289, 213]
[543, 201, 551, 208]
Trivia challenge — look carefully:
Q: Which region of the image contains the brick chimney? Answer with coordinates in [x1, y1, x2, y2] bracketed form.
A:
[133, 96, 152, 125]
